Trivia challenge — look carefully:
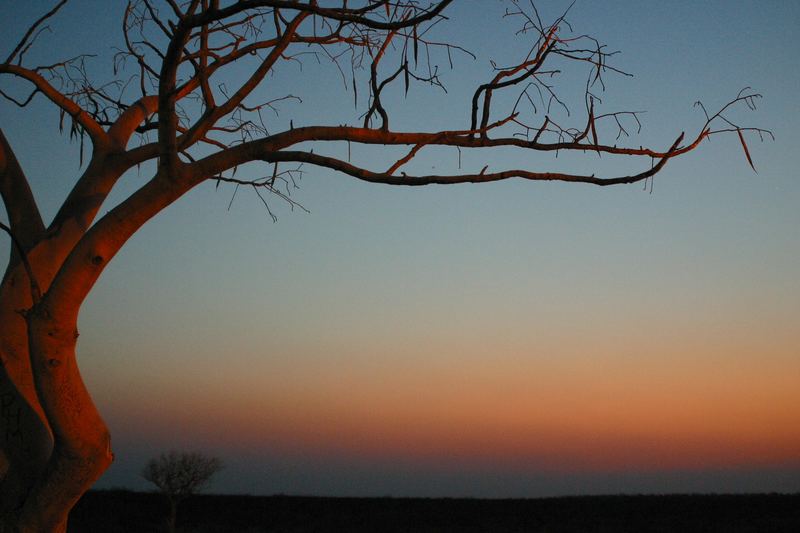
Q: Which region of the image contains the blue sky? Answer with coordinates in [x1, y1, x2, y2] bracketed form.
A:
[1, 1, 799, 497]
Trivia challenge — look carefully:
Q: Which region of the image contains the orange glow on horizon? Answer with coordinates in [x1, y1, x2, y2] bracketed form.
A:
[106, 330, 800, 475]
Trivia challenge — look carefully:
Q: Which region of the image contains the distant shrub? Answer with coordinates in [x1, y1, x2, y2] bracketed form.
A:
[142, 451, 223, 533]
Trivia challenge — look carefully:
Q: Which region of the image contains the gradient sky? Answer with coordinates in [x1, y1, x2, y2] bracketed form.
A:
[1, 1, 798, 497]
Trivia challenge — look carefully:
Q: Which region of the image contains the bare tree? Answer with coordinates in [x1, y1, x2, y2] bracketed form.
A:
[142, 451, 222, 533]
[0, 1, 769, 531]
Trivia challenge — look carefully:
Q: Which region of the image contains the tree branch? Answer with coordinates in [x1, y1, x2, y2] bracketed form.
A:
[241, 134, 684, 187]
[5, 0, 69, 65]
[47, 151, 133, 235]
[0, 221, 41, 303]
[190, 119, 706, 183]
[107, 95, 159, 148]
[186, 0, 453, 32]
[177, 11, 309, 152]
[43, 168, 199, 317]
[0, 129, 45, 252]
[0, 64, 108, 145]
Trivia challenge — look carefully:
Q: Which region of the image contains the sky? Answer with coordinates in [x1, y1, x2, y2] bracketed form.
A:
[1, 1, 799, 497]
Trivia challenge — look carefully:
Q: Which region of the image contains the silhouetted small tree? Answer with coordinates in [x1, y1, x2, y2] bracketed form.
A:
[142, 451, 223, 533]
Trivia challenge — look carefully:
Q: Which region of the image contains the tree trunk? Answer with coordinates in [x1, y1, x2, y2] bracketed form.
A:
[1, 134, 183, 531]
[167, 498, 178, 533]
[0, 257, 113, 531]
[2, 129, 126, 531]
[0, 260, 53, 529]
[13, 300, 113, 532]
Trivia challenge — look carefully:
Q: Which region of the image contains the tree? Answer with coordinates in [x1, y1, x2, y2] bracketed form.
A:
[142, 451, 222, 533]
[0, 1, 768, 531]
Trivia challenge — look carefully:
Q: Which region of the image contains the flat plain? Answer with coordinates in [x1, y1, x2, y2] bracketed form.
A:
[68, 490, 800, 532]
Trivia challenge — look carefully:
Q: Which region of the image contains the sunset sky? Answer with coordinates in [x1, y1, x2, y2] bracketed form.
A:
[1, 1, 798, 497]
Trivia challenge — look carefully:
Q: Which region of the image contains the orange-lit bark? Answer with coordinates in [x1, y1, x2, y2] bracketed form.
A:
[0, 130, 51, 523]
[0, 133, 132, 529]
[14, 302, 111, 533]
[0, 263, 52, 522]
[0, 1, 767, 530]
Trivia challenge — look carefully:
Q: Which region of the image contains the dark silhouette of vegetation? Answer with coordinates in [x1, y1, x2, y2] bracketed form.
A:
[69, 490, 800, 533]
[141, 451, 222, 533]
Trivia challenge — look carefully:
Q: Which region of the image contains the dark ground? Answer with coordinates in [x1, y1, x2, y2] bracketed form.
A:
[69, 490, 800, 533]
